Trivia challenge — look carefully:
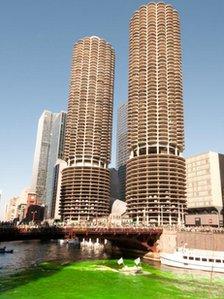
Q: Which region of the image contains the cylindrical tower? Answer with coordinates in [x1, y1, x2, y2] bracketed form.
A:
[60, 36, 115, 221]
[126, 3, 186, 225]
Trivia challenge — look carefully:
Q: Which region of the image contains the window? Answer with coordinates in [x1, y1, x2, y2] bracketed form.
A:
[209, 259, 214, 263]
[183, 256, 187, 259]
[195, 257, 200, 261]
[216, 259, 221, 263]
[202, 258, 207, 262]
[189, 257, 194, 260]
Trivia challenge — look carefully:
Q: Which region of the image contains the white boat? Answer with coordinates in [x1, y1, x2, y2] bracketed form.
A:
[160, 248, 224, 273]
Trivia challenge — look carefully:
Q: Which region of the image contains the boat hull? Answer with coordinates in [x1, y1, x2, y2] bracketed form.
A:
[160, 254, 224, 273]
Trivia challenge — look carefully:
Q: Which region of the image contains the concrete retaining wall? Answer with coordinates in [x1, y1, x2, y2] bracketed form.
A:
[177, 231, 224, 251]
[159, 229, 224, 253]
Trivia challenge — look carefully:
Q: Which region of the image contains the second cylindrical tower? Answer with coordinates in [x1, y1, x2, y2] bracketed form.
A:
[126, 3, 186, 225]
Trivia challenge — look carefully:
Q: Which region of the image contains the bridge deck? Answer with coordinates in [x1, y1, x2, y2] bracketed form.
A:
[64, 227, 163, 236]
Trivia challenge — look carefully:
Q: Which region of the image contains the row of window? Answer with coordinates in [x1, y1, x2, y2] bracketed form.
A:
[183, 256, 223, 263]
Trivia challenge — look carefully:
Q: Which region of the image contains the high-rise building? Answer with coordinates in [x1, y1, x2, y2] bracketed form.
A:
[116, 102, 129, 201]
[109, 168, 120, 208]
[45, 112, 66, 217]
[16, 187, 31, 221]
[31, 110, 66, 215]
[116, 102, 129, 169]
[50, 159, 67, 219]
[185, 152, 224, 226]
[60, 36, 115, 221]
[126, 3, 186, 225]
[31, 110, 53, 200]
[4, 196, 19, 222]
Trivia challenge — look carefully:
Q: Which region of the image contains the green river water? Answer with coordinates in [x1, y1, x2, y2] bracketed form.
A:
[0, 241, 224, 298]
[1, 259, 224, 299]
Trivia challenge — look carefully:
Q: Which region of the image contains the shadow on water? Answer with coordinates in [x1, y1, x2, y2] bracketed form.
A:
[0, 261, 64, 293]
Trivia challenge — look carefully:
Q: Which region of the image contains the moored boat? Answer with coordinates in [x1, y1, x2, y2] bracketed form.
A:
[160, 248, 224, 273]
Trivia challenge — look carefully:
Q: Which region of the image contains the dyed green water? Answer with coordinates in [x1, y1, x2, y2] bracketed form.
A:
[1, 259, 224, 299]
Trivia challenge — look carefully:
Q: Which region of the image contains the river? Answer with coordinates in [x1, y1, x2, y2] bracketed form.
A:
[0, 240, 224, 298]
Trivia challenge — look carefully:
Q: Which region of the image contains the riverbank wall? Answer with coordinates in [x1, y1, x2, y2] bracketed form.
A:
[159, 228, 224, 253]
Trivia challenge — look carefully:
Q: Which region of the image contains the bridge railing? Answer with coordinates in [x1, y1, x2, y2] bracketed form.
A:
[63, 226, 163, 235]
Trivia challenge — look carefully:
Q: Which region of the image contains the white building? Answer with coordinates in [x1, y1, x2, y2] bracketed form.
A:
[31, 111, 53, 199]
[31, 110, 66, 217]
[45, 112, 66, 217]
[186, 152, 224, 226]
[4, 196, 20, 222]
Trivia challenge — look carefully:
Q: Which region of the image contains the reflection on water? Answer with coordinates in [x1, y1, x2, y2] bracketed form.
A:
[0, 240, 109, 276]
[160, 261, 224, 280]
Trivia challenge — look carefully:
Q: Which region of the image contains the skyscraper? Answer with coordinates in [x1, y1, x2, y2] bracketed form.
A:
[126, 3, 186, 225]
[60, 36, 115, 221]
[50, 159, 67, 219]
[116, 102, 129, 169]
[186, 152, 224, 227]
[116, 102, 129, 201]
[31, 110, 53, 200]
[4, 196, 19, 222]
[31, 110, 66, 213]
[45, 111, 66, 217]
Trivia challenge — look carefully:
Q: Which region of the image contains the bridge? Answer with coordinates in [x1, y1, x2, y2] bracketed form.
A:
[64, 227, 162, 251]
[0, 226, 163, 252]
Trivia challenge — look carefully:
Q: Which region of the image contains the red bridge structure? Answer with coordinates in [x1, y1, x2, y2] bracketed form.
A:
[0, 226, 163, 252]
[64, 227, 163, 252]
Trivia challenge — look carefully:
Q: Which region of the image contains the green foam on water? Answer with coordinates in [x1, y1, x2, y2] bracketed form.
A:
[1, 260, 224, 299]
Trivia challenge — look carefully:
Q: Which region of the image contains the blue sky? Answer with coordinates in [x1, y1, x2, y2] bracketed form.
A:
[0, 0, 224, 216]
